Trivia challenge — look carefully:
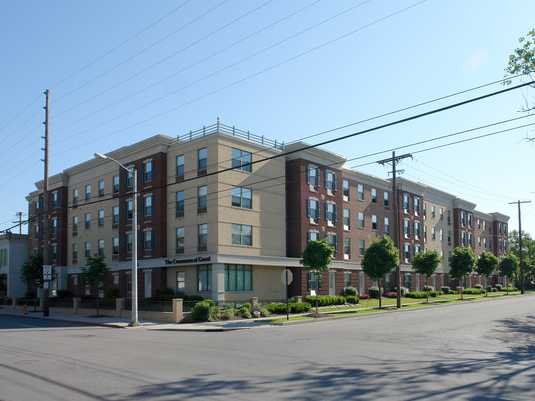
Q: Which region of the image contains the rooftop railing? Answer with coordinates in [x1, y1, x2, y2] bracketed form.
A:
[177, 119, 285, 151]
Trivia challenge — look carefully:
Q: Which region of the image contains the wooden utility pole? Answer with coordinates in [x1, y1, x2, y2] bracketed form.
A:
[15, 212, 23, 235]
[377, 151, 412, 309]
[508, 200, 531, 294]
[41, 89, 50, 316]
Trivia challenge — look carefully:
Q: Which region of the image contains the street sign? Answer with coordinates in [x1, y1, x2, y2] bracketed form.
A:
[281, 269, 293, 286]
[43, 265, 53, 281]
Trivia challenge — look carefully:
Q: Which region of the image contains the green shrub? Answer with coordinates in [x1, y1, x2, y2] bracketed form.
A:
[486, 286, 493, 293]
[406, 290, 439, 299]
[474, 284, 483, 290]
[259, 307, 271, 317]
[463, 288, 484, 295]
[191, 300, 219, 322]
[440, 286, 451, 294]
[266, 302, 312, 314]
[343, 287, 357, 296]
[220, 308, 235, 320]
[368, 287, 380, 299]
[495, 284, 503, 291]
[345, 295, 359, 304]
[304, 295, 346, 306]
[238, 306, 252, 319]
[491, 287, 497, 292]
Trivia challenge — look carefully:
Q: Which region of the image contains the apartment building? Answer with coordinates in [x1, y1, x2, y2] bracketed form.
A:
[26, 122, 509, 302]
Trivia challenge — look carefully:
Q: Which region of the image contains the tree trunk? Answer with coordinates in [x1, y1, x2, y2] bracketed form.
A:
[504, 277, 508, 295]
[315, 271, 320, 317]
[96, 295, 100, 317]
[460, 278, 464, 300]
[378, 281, 382, 309]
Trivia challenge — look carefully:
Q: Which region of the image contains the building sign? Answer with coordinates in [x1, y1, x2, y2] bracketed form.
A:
[164, 256, 211, 265]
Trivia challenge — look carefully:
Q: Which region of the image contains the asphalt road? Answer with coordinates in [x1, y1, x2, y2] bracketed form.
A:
[1, 296, 534, 401]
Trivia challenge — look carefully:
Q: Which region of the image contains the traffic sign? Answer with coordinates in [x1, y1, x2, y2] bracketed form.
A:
[281, 269, 293, 286]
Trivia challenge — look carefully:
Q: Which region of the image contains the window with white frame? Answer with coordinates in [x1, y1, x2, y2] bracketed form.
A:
[98, 239, 105, 257]
[143, 159, 153, 183]
[357, 183, 364, 201]
[404, 243, 411, 263]
[72, 188, 79, 205]
[342, 179, 350, 200]
[371, 215, 378, 230]
[384, 216, 390, 234]
[176, 227, 184, 254]
[98, 208, 105, 226]
[403, 193, 409, 213]
[112, 237, 119, 256]
[84, 213, 91, 229]
[325, 170, 336, 194]
[231, 187, 252, 209]
[308, 165, 319, 187]
[232, 224, 252, 246]
[343, 208, 350, 230]
[84, 242, 91, 257]
[403, 218, 410, 238]
[176, 271, 185, 291]
[383, 191, 390, 207]
[112, 206, 119, 226]
[197, 148, 208, 176]
[126, 198, 133, 220]
[359, 239, 366, 256]
[308, 230, 319, 242]
[85, 184, 92, 200]
[357, 212, 364, 229]
[231, 148, 252, 172]
[343, 238, 351, 260]
[371, 188, 377, 203]
[144, 229, 153, 252]
[414, 221, 421, 240]
[113, 175, 120, 193]
[325, 202, 336, 226]
[307, 198, 320, 223]
[176, 155, 185, 179]
[326, 232, 337, 252]
[414, 196, 420, 216]
[98, 179, 105, 196]
[73, 217, 79, 237]
[144, 194, 153, 218]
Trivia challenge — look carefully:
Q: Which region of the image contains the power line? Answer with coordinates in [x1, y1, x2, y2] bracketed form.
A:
[55, 0, 229, 102]
[53, 0, 428, 153]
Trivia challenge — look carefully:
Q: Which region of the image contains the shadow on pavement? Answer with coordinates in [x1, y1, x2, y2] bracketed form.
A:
[0, 314, 98, 330]
[106, 315, 535, 401]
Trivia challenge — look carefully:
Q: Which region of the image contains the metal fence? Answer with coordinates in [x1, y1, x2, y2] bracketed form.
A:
[177, 121, 285, 151]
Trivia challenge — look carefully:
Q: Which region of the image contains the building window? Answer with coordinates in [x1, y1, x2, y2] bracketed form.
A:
[344, 271, 352, 288]
[98, 179, 105, 197]
[431, 226, 436, 240]
[231, 148, 252, 172]
[175, 227, 185, 254]
[176, 271, 185, 291]
[225, 265, 252, 292]
[359, 239, 366, 256]
[343, 238, 351, 260]
[308, 165, 319, 187]
[384, 191, 390, 207]
[439, 228, 443, 241]
[307, 198, 320, 223]
[143, 159, 153, 183]
[357, 183, 364, 201]
[112, 206, 119, 227]
[326, 232, 337, 253]
[51, 190, 59, 208]
[325, 170, 336, 194]
[371, 215, 378, 230]
[307, 271, 319, 290]
[308, 230, 319, 242]
[85, 184, 91, 201]
[431, 205, 436, 218]
[126, 232, 133, 255]
[72, 243, 78, 264]
[404, 243, 411, 263]
[357, 212, 364, 229]
[404, 272, 412, 289]
[97, 209, 104, 226]
[126, 198, 133, 220]
[112, 237, 119, 256]
[403, 219, 410, 239]
[384, 216, 390, 234]
[414, 197, 421, 216]
[84, 242, 91, 257]
[198, 224, 208, 251]
[343, 208, 350, 230]
[325, 202, 336, 227]
[414, 221, 421, 240]
[197, 186, 208, 214]
[113, 175, 119, 193]
[144, 194, 153, 218]
[51, 217, 58, 238]
[176, 155, 184, 179]
[197, 265, 212, 291]
[98, 239, 105, 257]
[231, 187, 252, 209]
[176, 191, 184, 218]
[85, 213, 91, 229]
[342, 179, 350, 200]
[72, 188, 79, 206]
[371, 188, 377, 203]
[112, 272, 119, 286]
[232, 224, 252, 246]
[72, 216, 79, 236]
[197, 148, 208, 176]
[415, 244, 421, 255]
[144, 230, 153, 253]
[403, 193, 409, 213]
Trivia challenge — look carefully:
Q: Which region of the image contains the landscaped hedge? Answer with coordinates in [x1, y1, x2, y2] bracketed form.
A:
[304, 295, 346, 306]
[191, 300, 219, 322]
[265, 302, 312, 314]
[345, 295, 359, 304]
[463, 288, 484, 295]
[368, 287, 380, 299]
[441, 286, 451, 294]
[406, 290, 439, 299]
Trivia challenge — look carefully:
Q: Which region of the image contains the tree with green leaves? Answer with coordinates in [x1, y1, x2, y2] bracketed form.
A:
[81, 255, 109, 316]
[302, 240, 334, 316]
[508, 230, 535, 289]
[477, 251, 498, 296]
[499, 253, 519, 293]
[505, 29, 535, 113]
[362, 236, 399, 308]
[20, 254, 43, 298]
[412, 250, 441, 303]
[449, 246, 476, 300]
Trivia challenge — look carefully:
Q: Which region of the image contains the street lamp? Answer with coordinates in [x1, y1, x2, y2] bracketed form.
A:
[95, 153, 139, 326]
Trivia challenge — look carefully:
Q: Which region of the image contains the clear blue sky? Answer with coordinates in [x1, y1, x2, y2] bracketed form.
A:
[1, 0, 534, 234]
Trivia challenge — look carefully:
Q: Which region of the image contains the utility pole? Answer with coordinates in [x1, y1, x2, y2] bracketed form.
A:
[377, 151, 412, 309]
[508, 200, 531, 294]
[41, 89, 50, 317]
[13, 212, 23, 235]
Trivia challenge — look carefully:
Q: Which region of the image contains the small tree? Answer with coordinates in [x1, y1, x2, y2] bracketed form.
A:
[20, 254, 43, 298]
[81, 255, 109, 316]
[499, 253, 519, 293]
[412, 250, 441, 303]
[362, 236, 399, 308]
[302, 240, 334, 316]
[449, 246, 476, 300]
[477, 251, 498, 296]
